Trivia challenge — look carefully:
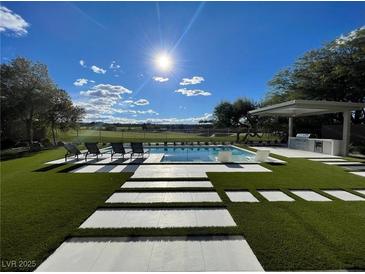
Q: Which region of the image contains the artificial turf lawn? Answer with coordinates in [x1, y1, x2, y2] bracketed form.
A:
[0, 148, 131, 271]
[1, 148, 365, 271]
[208, 157, 365, 271]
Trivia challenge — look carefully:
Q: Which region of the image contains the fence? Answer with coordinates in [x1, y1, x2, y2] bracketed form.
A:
[62, 127, 281, 144]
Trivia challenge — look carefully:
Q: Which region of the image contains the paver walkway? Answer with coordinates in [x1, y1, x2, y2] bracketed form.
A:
[37, 163, 266, 271]
[121, 180, 213, 188]
[308, 157, 365, 178]
[70, 163, 271, 176]
[106, 191, 222, 203]
[350, 171, 365, 177]
[258, 190, 295, 202]
[79, 208, 236, 228]
[131, 164, 271, 178]
[290, 190, 331, 201]
[251, 147, 341, 158]
[226, 191, 259, 202]
[36, 236, 264, 271]
[225, 189, 364, 203]
[323, 190, 365, 201]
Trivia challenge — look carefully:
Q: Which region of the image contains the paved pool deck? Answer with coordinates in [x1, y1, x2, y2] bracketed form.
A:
[252, 146, 341, 158]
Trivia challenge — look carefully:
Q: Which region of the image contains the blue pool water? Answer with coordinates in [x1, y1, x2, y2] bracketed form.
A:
[149, 146, 255, 162]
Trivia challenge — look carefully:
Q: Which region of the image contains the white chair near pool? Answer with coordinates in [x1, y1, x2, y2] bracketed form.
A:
[218, 151, 232, 162]
[254, 149, 270, 162]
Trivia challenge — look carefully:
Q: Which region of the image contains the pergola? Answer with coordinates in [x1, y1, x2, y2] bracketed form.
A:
[248, 100, 365, 156]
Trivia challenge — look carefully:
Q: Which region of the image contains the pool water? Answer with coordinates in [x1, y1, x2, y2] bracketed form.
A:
[149, 146, 255, 162]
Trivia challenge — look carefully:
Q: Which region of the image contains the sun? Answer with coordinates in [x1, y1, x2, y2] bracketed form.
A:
[155, 53, 173, 71]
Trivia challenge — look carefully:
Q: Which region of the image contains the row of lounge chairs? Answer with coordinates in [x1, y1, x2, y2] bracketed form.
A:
[144, 141, 235, 146]
[64, 142, 149, 162]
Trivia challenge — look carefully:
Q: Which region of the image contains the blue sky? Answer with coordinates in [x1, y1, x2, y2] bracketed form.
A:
[1, 1, 364, 123]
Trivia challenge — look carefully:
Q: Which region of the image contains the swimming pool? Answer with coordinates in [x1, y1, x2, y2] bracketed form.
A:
[149, 145, 255, 163]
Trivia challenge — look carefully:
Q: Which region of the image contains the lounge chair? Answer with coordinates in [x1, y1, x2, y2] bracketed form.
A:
[110, 143, 130, 160]
[85, 142, 102, 161]
[64, 143, 83, 161]
[131, 142, 150, 158]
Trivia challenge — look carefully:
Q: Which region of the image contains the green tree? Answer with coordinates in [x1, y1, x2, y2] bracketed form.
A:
[265, 27, 365, 123]
[213, 98, 256, 142]
[45, 89, 85, 145]
[1, 57, 55, 143]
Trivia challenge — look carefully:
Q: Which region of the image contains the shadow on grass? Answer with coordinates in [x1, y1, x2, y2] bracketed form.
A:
[33, 164, 66, 172]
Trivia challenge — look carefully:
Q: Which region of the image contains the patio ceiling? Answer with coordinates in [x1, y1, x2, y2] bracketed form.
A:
[249, 100, 365, 117]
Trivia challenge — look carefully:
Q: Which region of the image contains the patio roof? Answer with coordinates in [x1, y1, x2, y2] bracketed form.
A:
[249, 100, 365, 117]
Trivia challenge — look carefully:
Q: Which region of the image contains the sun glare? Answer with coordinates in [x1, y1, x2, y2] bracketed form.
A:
[155, 53, 173, 71]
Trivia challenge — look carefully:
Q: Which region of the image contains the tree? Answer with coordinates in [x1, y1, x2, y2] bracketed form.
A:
[264, 27, 365, 124]
[1, 57, 55, 143]
[213, 101, 234, 128]
[45, 89, 85, 145]
[213, 98, 256, 142]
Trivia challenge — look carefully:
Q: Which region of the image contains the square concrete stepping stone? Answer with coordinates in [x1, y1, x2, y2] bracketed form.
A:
[309, 158, 346, 162]
[290, 190, 331, 201]
[258, 190, 295, 202]
[226, 191, 259, 202]
[322, 190, 365, 201]
[354, 189, 365, 196]
[71, 165, 139, 173]
[106, 192, 221, 203]
[36, 236, 263, 271]
[343, 165, 365, 171]
[350, 172, 365, 177]
[323, 162, 364, 166]
[121, 180, 213, 188]
[71, 165, 104, 173]
[131, 164, 271, 179]
[80, 208, 236, 228]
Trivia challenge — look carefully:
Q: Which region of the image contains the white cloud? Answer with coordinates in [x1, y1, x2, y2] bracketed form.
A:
[134, 99, 149, 106]
[0, 6, 29, 36]
[175, 88, 211, 97]
[153, 76, 169, 82]
[121, 99, 150, 106]
[110, 61, 120, 70]
[81, 112, 212, 124]
[79, 60, 87, 68]
[73, 78, 89, 86]
[81, 84, 132, 100]
[115, 109, 158, 115]
[122, 100, 134, 104]
[91, 65, 106, 74]
[179, 76, 204, 86]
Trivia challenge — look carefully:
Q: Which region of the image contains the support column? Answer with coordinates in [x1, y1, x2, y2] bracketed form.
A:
[342, 111, 351, 156]
[288, 117, 294, 137]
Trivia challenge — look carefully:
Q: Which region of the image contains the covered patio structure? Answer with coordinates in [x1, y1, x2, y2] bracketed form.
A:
[249, 100, 365, 156]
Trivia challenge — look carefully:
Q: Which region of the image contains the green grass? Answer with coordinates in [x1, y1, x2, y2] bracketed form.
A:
[208, 157, 365, 270]
[1, 148, 365, 271]
[0, 148, 131, 271]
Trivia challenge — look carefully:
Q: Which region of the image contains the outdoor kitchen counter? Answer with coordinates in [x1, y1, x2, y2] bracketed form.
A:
[288, 137, 343, 156]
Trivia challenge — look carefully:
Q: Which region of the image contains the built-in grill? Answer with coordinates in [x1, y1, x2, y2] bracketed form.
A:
[295, 133, 314, 138]
[289, 133, 336, 154]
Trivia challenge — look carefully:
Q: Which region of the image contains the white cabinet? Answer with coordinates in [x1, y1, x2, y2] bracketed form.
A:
[289, 138, 343, 156]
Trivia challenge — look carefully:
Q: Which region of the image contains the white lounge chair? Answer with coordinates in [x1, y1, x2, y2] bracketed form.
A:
[255, 150, 270, 162]
[218, 151, 232, 162]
